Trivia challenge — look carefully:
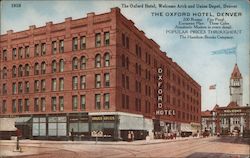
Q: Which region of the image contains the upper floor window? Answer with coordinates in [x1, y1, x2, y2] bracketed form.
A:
[41, 98, 46, 112]
[59, 78, 64, 91]
[95, 33, 101, 47]
[34, 63, 39, 75]
[52, 60, 57, 73]
[41, 62, 46, 74]
[104, 73, 110, 87]
[34, 80, 39, 92]
[72, 76, 78, 90]
[59, 40, 64, 53]
[41, 79, 46, 92]
[104, 93, 110, 109]
[104, 32, 110, 46]
[12, 99, 17, 113]
[12, 82, 17, 94]
[59, 59, 64, 72]
[80, 36, 86, 50]
[72, 37, 78, 51]
[18, 65, 23, 77]
[51, 78, 57, 91]
[95, 74, 101, 88]
[41, 43, 46, 56]
[104, 53, 110, 67]
[3, 49, 7, 61]
[25, 46, 30, 58]
[2, 100, 7, 113]
[80, 56, 86, 69]
[122, 33, 125, 47]
[24, 99, 29, 112]
[12, 48, 17, 60]
[80, 95, 86, 110]
[18, 82, 23, 93]
[12, 66, 17, 78]
[2, 83, 7, 95]
[52, 41, 57, 54]
[126, 36, 129, 49]
[59, 96, 64, 111]
[51, 97, 56, 112]
[18, 47, 23, 59]
[25, 64, 30, 76]
[3, 67, 7, 79]
[80, 75, 86, 89]
[72, 57, 78, 70]
[34, 44, 39, 57]
[122, 55, 125, 67]
[95, 54, 101, 68]
[126, 57, 129, 70]
[34, 98, 39, 112]
[72, 95, 78, 111]
[95, 94, 101, 110]
[25, 81, 30, 93]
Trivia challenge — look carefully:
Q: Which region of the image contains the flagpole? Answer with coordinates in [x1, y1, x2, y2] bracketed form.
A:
[215, 84, 217, 105]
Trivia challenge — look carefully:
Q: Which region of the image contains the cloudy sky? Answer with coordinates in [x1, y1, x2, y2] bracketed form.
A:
[1, 0, 249, 111]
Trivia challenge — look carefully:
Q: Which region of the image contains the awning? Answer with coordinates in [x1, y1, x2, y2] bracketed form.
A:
[180, 123, 192, 132]
[0, 118, 17, 131]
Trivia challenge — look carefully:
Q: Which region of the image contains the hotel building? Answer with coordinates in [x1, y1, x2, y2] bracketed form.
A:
[0, 8, 201, 140]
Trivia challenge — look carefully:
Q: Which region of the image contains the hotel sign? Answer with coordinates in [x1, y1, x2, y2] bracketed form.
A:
[155, 68, 175, 116]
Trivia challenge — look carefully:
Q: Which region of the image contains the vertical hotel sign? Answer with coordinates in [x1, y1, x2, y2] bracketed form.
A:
[156, 68, 175, 116]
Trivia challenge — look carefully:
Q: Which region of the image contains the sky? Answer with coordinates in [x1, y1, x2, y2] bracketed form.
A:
[1, 0, 249, 111]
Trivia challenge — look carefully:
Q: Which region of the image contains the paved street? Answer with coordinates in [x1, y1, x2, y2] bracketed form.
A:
[0, 136, 249, 158]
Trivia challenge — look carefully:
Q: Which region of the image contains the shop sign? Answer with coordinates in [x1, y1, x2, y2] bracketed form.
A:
[92, 116, 115, 121]
[223, 109, 242, 113]
[155, 67, 176, 116]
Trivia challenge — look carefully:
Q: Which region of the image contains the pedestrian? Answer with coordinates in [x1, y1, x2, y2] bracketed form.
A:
[71, 128, 74, 141]
[128, 131, 131, 142]
[131, 131, 134, 141]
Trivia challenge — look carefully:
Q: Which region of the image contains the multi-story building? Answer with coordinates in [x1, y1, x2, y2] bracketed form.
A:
[0, 8, 201, 140]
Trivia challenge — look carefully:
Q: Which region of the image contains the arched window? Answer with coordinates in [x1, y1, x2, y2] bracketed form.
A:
[72, 57, 78, 70]
[122, 54, 125, 67]
[95, 54, 101, 68]
[59, 59, 64, 72]
[126, 57, 129, 69]
[2, 67, 7, 79]
[41, 62, 46, 74]
[80, 56, 86, 69]
[18, 65, 23, 77]
[12, 66, 17, 78]
[25, 64, 30, 76]
[104, 53, 110, 67]
[34, 63, 39, 75]
[52, 60, 57, 73]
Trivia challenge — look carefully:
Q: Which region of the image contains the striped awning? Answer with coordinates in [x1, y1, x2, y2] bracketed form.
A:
[0, 118, 17, 131]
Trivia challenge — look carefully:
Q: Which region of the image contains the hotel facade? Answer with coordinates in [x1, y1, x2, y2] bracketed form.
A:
[0, 8, 201, 140]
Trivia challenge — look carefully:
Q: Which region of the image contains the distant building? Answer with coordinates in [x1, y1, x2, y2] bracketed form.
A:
[202, 64, 250, 136]
[0, 8, 201, 140]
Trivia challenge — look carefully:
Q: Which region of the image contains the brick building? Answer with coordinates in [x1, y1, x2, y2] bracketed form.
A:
[0, 8, 201, 140]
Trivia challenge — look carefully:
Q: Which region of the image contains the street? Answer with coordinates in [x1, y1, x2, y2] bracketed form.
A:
[0, 136, 249, 158]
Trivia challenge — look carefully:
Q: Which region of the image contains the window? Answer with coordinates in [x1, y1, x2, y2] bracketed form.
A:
[34, 80, 39, 92]
[12, 48, 17, 60]
[2, 100, 6, 113]
[52, 41, 57, 54]
[18, 99, 23, 113]
[72, 76, 78, 90]
[2, 67, 7, 79]
[80, 95, 86, 110]
[104, 73, 110, 87]
[12, 99, 17, 113]
[80, 36, 86, 50]
[59, 59, 64, 72]
[104, 93, 110, 109]
[18, 47, 23, 59]
[25, 81, 30, 93]
[51, 97, 56, 112]
[126, 76, 129, 89]
[41, 43, 46, 55]
[2, 83, 7, 95]
[12, 82, 17, 94]
[95, 94, 101, 110]
[25, 64, 30, 76]
[59, 96, 64, 111]
[41, 98, 46, 112]
[72, 37, 78, 51]
[122, 55, 125, 67]
[34, 98, 39, 112]
[95, 74, 101, 88]
[104, 53, 110, 67]
[80, 56, 86, 69]
[18, 82, 23, 93]
[104, 32, 110, 46]
[95, 54, 101, 68]
[126, 57, 129, 70]
[80, 75, 86, 89]
[3, 49, 7, 61]
[34, 63, 39, 75]
[126, 36, 129, 48]
[59, 40, 64, 53]
[59, 78, 64, 91]
[52, 60, 57, 73]
[95, 33, 101, 47]
[72, 57, 78, 70]
[72, 95, 78, 111]
[41, 79, 46, 92]
[41, 62, 46, 74]
[34, 44, 39, 57]
[12, 66, 17, 77]
[122, 94, 125, 109]
[122, 74, 125, 88]
[52, 78, 56, 91]
[18, 65, 23, 77]
[25, 46, 29, 58]
[122, 33, 125, 47]
[126, 95, 129, 109]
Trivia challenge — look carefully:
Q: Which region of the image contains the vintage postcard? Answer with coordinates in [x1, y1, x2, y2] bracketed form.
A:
[0, 0, 249, 157]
